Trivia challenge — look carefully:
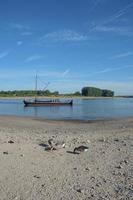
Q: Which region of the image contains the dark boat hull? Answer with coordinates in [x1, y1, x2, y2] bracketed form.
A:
[23, 100, 73, 107]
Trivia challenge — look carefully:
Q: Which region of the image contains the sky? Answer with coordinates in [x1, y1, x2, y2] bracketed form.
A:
[0, 0, 133, 95]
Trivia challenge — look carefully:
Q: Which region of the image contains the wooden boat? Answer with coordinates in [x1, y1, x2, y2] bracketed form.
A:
[23, 74, 73, 107]
[23, 99, 73, 106]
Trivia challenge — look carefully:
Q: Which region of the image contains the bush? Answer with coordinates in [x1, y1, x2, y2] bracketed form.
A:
[82, 87, 114, 97]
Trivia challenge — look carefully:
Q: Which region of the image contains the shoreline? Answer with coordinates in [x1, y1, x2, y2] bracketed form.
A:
[0, 96, 125, 100]
[0, 114, 133, 124]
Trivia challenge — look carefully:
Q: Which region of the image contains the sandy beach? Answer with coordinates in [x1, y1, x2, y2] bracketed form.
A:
[0, 116, 133, 200]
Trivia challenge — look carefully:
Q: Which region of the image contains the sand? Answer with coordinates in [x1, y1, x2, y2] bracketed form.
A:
[0, 116, 133, 200]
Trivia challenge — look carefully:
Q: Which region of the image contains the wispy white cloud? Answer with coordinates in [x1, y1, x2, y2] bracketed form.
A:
[111, 52, 133, 59]
[108, 1, 133, 22]
[39, 69, 70, 79]
[84, 65, 132, 77]
[63, 65, 133, 80]
[26, 55, 44, 62]
[94, 25, 132, 36]
[9, 23, 32, 36]
[0, 69, 34, 79]
[40, 30, 88, 43]
[0, 69, 70, 80]
[10, 23, 30, 30]
[0, 51, 9, 59]
[62, 69, 70, 77]
[17, 41, 23, 46]
[21, 31, 32, 36]
[88, 0, 101, 14]
[89, 1, 133, 34]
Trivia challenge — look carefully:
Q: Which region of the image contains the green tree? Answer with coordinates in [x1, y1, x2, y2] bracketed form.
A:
[73, 91, 81, 96]
[82, 87, 102, 97]
[102, 90, 114, 97]
[82, 87, 114, 97]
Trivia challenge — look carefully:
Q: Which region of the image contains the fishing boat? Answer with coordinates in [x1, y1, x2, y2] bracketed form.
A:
[23, 74, 73, 107]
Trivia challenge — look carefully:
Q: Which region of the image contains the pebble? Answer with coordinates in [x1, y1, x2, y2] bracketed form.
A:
[76, 189, 84, 193]
[41, 184, 45, 187]
[96, 182, 102, 187]
[122, 172, 126, 177]
[34, 175, 41, 179]
[98, 138, 106, 142]
[120, 160, 128, 165]
[114, 138, 119, 142]
[87, 139, 91, 143]
[85, 167, 89, 171]
[3, 151, 8, 155]
[102, 178, 107, 183]
[124, 160, 128, 164]
[90, 176, 95, 180]
[116, 165, 123, 169]
[76, 189, 82, 193]
[8, 140, 14, 144]
[112, 171, 116, 175]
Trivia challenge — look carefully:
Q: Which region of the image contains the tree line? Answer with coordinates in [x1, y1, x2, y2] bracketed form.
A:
[0, 90, 59, 97]
[81, 87, 114, 97]
[0, 87, 114, 97]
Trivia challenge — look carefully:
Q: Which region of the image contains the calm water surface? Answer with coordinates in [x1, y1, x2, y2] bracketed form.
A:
[0, 98, 133, 120]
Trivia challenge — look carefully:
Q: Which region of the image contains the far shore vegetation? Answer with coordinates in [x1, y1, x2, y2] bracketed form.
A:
[0, 86, 114, 97]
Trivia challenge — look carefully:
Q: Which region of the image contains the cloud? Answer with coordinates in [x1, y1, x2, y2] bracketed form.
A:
[21, 31, 32, 36]
[26, 55, 44, 62]
[0, 69, 34, 79]
[62, 65, 133, 80]
[89, 1, 133, 33]
[0, 69, 70, 81]
[62, 69, 70, 77]
[10, 23, 30, 30]
[93, 25, 132, 36]
[39, 69, 70, 79]
[17, 41, 23, 46]
[52, 65, 133, 80]
[0, 51, 9, 59]
[40, 30, 88, 43]
[88, 0, 101, 14]
[111, 52, 133, 59]
[109, 1, 133, 22]
[87, 65, 133, 77]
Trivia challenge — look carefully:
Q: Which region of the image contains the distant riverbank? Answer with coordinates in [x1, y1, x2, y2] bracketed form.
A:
[0, 96, 123, 99]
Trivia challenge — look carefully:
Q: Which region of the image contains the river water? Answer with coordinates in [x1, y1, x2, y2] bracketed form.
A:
[0, 98, 133, 120]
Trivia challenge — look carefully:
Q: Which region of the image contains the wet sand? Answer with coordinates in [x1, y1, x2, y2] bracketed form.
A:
[0, 116, 133, 200]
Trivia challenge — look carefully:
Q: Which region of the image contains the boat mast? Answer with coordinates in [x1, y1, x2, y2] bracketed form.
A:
[35, 73, 37, 101]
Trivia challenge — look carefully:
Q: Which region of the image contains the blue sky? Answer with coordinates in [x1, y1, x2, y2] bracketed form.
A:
[0, 0, 133, 95]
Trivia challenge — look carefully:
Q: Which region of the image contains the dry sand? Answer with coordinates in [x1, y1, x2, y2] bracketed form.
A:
[0, 116, 133, 200]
